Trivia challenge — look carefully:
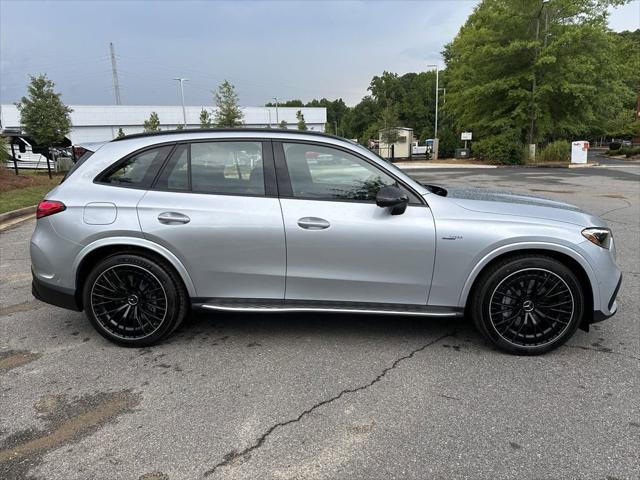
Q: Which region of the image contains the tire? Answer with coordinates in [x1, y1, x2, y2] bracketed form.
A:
[83, 252, 188, 347]
[469, 255, 584, 355]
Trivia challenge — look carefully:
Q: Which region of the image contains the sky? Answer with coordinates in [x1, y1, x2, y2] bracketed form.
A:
[1, 0, 638, 107]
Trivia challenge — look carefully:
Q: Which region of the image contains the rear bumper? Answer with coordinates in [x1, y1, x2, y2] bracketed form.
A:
[32, 271, 81, 311]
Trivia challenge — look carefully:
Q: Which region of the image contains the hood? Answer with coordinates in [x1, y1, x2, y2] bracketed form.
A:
[442, 187, 603, 227]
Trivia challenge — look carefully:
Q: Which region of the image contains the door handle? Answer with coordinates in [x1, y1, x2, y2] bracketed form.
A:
[297, 217, 330, 230]
[158, 212, 191, 225]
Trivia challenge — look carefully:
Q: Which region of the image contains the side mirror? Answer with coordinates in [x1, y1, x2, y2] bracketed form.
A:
[376, 185, 409, 215]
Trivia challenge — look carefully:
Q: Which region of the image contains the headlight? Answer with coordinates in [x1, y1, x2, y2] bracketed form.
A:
[582, 227, 612, 249]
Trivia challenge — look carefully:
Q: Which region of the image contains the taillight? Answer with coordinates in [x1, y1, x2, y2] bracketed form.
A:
[36, 200, 66, 219]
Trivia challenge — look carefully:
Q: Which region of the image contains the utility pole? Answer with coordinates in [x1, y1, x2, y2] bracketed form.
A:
[272, 97, 279, 124]
[174, 78, 189, 127]
[427, 64, 440, 159]
[109, 42, 122, 105]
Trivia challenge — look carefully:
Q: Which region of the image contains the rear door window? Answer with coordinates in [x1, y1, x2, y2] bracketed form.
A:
[189, 141, 264, 195]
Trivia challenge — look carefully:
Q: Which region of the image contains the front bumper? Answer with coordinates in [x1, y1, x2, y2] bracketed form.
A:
[590, 273, 622, 325]
[32, 270, 81, 311]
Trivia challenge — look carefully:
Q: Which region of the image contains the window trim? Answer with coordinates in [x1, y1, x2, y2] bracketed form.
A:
[273, 140, 426, 206]
[151, 143, 191, 193]
[96, 138, 278, 198]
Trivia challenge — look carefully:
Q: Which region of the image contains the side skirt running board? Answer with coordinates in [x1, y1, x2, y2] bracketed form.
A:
[193, 299, 463, 318]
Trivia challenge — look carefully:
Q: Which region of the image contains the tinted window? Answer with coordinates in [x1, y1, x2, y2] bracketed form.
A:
[282, 143, 414, 202]
[155, 144, 189, 191]
[101, 145, 172, 188]
[190, 142, 264, 195]
[62, 150, 94, 182]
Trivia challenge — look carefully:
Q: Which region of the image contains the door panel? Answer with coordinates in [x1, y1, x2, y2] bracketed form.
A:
[138, 191, 286, 299]
[280, 198, 436, 305]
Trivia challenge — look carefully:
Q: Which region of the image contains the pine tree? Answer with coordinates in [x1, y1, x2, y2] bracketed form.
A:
[199, 108, 213, 128]
[143, 112, 161, 132]
[116, 128, 125, 138]
[213, 80, 243, 127]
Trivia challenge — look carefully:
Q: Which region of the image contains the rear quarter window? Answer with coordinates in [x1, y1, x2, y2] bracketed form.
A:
[62, 150, 94, 182]
[97, 145, 173, 188]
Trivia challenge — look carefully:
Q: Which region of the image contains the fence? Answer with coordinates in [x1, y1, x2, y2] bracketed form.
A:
[4, 142, 74, 178]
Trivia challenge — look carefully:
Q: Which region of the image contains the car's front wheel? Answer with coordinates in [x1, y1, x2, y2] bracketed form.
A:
[470, 255, 584, 355]
[83, 253, 188, 347]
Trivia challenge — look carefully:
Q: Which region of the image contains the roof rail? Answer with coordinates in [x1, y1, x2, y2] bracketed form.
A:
[111, 127, 345, 142]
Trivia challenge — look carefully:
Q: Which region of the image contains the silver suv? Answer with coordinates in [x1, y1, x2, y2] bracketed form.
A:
[31, 129, 621, 354]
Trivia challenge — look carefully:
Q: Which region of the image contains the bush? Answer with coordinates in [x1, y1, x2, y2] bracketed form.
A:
[538, 140, 571, 162]
[605, 149, 621, 155]
[622, 146, 640, 157]
[472, 131, 523, 165]
[609, 141, 621, 151]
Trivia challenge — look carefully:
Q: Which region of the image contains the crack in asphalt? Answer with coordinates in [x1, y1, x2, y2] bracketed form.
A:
[564, 344, 640, 361]
[202, 331, 455, 478]
[598, 198, 633, 218]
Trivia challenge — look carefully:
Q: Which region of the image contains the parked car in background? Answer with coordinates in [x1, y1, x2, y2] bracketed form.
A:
[31, 129, 621, 354]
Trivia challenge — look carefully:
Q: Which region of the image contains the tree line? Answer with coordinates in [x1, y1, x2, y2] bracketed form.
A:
[268, 0, 639, 162]
[9, 0, 639, 165]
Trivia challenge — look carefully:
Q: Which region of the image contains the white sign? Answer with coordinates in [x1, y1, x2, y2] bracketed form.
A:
[461, 132, 472, 141]
[571, 141, 589, 164]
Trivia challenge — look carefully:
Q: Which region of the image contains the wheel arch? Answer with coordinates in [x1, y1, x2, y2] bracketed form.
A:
[459, 243, 598, 325]
[73, 237, 197, 309]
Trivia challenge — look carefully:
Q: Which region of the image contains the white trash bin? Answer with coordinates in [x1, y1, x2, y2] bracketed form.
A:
[571, 141, 589, 164]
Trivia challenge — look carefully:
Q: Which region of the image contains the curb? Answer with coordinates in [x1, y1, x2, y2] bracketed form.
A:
[396, 163, 497, 169]
[499, 163, 599, 169]
[0, 205, 36, 229]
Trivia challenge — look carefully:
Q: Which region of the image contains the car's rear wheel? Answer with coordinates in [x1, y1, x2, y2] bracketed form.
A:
[83, 253, 188, 346]
[470, 255, 584, 355]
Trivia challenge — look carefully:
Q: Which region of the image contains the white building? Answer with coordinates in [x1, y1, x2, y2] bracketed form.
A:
[0, 105, 327, 144]
[378, 127, 414, 160]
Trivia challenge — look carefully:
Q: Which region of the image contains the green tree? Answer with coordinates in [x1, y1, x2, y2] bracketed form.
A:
[176, 124, 184, 130]
[214, 80, 243, 127]
[296, 110, 308, 131]
[16, 74, 72, 147]
[378, 102, 400, 144]
[443, 0, 630, 146]
[199, 108, 213, 128]
[143, 112, 161, 132]
[116, 128, 125, 138]
[278, 120, 288, 129]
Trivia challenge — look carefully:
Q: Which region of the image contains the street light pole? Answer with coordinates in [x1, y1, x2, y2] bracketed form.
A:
[174, 78, 189, 127]
[427, 64, 440, 159]
[272, 97, 279, 125]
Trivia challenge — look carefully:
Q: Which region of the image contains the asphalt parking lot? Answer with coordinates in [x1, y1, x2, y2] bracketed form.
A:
[1, 163, 639, 480]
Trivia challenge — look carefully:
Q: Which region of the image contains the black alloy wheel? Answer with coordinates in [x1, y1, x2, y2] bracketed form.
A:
[83, 253, 188, 346]
[470, 255, 584, 355]
[489, 268, 574, 347]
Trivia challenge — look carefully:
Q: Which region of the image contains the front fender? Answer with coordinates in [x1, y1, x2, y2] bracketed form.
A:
[457, 241, 600, 310]
[72, 236, 197, 297]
